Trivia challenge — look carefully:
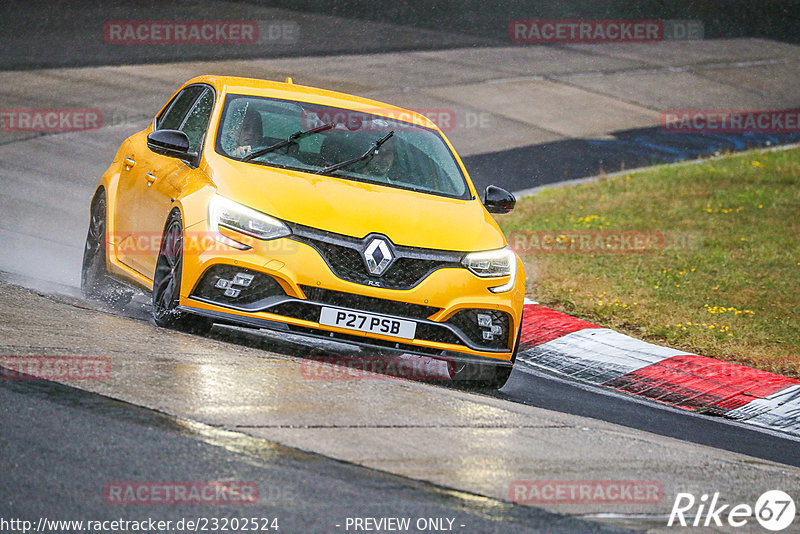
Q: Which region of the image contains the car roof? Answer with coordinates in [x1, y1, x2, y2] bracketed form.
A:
[184, 74, 440, 131]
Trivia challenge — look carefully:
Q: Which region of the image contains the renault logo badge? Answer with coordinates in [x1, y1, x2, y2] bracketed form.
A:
[363, 237, 393, 276]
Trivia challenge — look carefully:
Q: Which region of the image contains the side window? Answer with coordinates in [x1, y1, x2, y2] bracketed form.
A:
[157, 85, 205, 130]
[179, 89, 214, 153]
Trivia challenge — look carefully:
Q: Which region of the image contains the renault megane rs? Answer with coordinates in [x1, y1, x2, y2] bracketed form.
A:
[81, 75, 524, 387]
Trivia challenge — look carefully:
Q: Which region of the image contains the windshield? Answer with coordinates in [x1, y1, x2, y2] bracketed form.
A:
[215, 94, 471, 199]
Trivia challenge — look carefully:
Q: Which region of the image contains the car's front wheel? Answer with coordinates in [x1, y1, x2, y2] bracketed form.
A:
[450, 319, 522, 390]
[152, 209, 212, 334]
[81, 190, 133, 308]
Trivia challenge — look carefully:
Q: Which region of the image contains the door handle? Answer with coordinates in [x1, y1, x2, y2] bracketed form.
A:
[124, 157, 136, 169]
[145, 172, 157, 186]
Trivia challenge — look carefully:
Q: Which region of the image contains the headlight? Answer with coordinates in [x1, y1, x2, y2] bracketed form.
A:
[462, 246, 517, 293]
[208, 196, 290, 241]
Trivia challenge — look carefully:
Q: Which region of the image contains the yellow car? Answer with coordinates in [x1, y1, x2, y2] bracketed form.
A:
[81, 75, 524, 387]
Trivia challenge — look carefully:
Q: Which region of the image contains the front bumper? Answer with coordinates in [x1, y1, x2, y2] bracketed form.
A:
[179, 220, 524, 365]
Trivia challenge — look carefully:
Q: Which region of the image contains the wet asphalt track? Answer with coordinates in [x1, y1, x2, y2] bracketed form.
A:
[501, 366, 800, 468]
[1, 377, 625, 533]
[2, 277, 799, 533]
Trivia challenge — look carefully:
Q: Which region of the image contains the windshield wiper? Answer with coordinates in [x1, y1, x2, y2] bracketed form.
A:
[316, 131, 394, 175]
[242, 123, 334, 162]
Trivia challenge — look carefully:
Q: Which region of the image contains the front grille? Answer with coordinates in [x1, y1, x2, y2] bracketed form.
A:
[191, 265, 285, 306]
[286, 223, 463, 290]
[307, 240, 451, 290]
[190, 263, 511, 354]
[447, 309, 511, 350]
[268, 301, 317, 322]
[300, 286, 439, 319]
[415, 323, 463, 345]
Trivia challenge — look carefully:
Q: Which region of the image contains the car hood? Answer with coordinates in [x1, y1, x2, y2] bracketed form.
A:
[206, 158, 506, 252]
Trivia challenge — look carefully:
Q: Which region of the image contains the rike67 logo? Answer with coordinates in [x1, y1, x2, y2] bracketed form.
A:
[669, 490, 796, 531]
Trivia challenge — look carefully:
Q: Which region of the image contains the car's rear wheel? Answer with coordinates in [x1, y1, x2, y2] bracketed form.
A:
[152, 209, 213, 334]
[81, 190, 133, 308]
[450, 318, 522, 390]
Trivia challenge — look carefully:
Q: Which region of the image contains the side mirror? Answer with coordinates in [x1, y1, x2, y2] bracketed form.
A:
[483, 185, 516, 214]
[147, 130, 197, 161]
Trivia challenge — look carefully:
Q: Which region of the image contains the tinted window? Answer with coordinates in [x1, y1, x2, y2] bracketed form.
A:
[179, 89, 214, 153]
[215, 94, 470, 199]
[157, 85, 205, 130]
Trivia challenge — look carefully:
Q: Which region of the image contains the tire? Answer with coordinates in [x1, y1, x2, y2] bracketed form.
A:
[81, 190, 133, 308]
[450, 317, 522, 390]
[151, 209, 213, 335]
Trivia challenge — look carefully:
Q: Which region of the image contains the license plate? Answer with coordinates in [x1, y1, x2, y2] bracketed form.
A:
[319, 307, 416, 340]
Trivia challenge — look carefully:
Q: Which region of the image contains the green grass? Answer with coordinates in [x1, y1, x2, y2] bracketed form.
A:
[496, 147, 800, 377]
